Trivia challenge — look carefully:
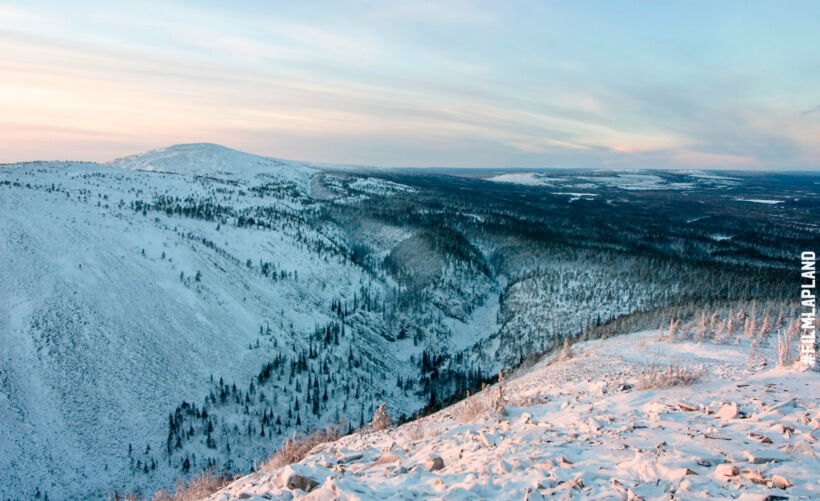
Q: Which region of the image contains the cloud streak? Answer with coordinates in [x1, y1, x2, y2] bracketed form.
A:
[0, 1, 818, 169]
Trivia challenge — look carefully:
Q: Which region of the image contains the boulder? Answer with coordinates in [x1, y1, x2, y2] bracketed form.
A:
[742, 469, 768, 485]
[748, 432, 773, 444]
[281, 466, 319, 493]
[677, 402, 698, 412]
[715, 463, 739, 477]
[424, 456, 445, 472]
[771, 474, 792, 489]
[715, 403, 739, 419]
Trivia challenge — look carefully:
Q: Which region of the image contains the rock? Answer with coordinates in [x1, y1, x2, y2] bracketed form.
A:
[668, 467, 698, 481]
[771, 474, 792, 489]
[587, 417, 602, 431]
[715, 403, 739, 419]
[755, 399, 797, 420]
[479, 431, 495, 448]
[284, 472, 318, 493]
[372, 452, 400, 466]
[523, 487, 547, 500]
[748, 432, 773, 444]
[677, 402, 697, 412]
[770, 424, 794, 434]
[558, 455, 574, 467]
[742, 469, 768, 485]
[781, 442, 817, 456]
[424, 456, 444, 472]
[743, 450, 786, 464]
[384, 465, 408, 477]
[337, 453, 364, 464]
[770, 398, 797, 412]
[715, 463, 739, 477]
[568, 475, 584, 489]
[610, 478, 626, 493]
[627, 489, 644, 501]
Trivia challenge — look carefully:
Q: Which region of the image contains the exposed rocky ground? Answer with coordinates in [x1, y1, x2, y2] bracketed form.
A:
[208, 330, 820, 500]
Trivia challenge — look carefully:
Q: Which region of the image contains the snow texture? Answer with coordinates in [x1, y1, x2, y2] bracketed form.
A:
[209, 331, 820, 501]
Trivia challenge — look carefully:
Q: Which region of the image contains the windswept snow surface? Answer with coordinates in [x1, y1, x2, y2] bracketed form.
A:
[734, 198, 785, 205]
[486, 171, 707, 191]
[112, 143, 315, 186]
[209, 331, 820, 501]
[487, 173, 559, 186]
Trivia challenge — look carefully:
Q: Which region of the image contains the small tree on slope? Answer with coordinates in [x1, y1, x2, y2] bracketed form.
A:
[372, 402, 391, 431]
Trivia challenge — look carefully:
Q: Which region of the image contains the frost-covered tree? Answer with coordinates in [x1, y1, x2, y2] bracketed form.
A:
[371, 402, 391, 431]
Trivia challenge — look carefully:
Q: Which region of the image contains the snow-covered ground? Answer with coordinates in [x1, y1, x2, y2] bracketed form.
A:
[208, 331, 820, 500]
[734, 198, 784, 205]
[0, 144, 501, 499]
[484, 171, 735, 191]
[487, 173, 559, 186]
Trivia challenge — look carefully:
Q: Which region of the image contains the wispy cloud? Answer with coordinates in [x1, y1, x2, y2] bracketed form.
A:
[0, 1, 818, 168]
[801, 104, 820, 116]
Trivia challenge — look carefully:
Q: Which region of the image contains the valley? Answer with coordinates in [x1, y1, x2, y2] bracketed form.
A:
[0, 144, 816, 500]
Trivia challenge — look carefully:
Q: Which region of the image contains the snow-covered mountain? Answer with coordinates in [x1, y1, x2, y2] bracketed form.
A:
[0, 145, 498, 499]
[0, 144, 814, 500]
[111, 143, 315, 184]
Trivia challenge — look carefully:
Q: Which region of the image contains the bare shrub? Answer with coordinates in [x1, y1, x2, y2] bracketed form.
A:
[777, 328, 797, 367]
[406, 422, 424, 441]
[489, 383, 508, 417]
[558, 337, 573, 361]
[372, 402, 392, 431]
[635, 363, 701, 391]
[694, 312, 708, 343]
[151, 469, 232, 501]
[260, 426, 341, 472]
[456, 391, 486, 424]
[456, 380, 508, 424]
[748, 338, 766, 365]
[667, 318, 682, 341]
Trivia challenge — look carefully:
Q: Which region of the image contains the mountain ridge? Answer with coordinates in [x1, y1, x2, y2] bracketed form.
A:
[0, 143, 814, 499]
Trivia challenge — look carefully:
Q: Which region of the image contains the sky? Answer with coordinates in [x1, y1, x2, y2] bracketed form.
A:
[1, 1, 818, 169]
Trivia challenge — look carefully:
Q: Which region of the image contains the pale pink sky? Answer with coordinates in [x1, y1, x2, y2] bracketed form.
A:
[1, 1, 819, 169]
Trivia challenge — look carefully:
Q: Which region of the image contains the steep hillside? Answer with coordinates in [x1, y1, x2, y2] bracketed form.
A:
[0, 146, 502, 499]
[207, 329, 820, 501]
[0, 153, 374, 498]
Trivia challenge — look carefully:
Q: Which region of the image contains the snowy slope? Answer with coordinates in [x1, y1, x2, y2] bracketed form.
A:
[0, 156, 371, 498]
[0, 146, 503, 500]
[111, 143, 315, 188]
[208, 331, 820, 500]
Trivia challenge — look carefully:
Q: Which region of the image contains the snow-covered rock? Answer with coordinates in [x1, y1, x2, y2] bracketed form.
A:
[209, 331, 820, 500]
